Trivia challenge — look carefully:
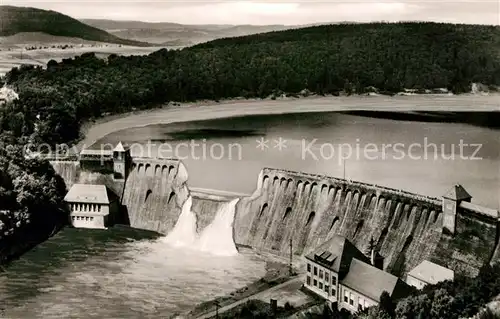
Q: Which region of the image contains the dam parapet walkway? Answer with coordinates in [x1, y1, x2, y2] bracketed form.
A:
[261, 167, 442, 207]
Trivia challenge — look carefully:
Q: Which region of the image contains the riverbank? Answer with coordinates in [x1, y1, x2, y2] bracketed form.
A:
[184, 259, 296, 318]
[78, 94, 500, 150]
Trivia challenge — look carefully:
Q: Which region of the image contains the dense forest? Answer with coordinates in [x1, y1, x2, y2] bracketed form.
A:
[0, 134, 68, 264]
[3, 22, 500, 146]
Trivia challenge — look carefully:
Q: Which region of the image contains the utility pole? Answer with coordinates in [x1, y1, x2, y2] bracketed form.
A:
[215, 300, 220, 319]
[289, 238, 293, 276]
[343, 158, 346, 180]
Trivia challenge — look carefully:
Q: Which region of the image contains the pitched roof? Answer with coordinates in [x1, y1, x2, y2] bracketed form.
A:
[443, 184, 472, 201]
[341, 258, 402, 301]
[305, 235, 370, 275]
[459, 201, 498, 219]
[113, 141, 129, 152]
[64, 184, 111, 204]
[408, 260, 454, 285]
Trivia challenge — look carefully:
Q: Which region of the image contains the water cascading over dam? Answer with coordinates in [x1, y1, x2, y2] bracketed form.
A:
[164, 196, 240, 256]
[233, 168, 499, 277]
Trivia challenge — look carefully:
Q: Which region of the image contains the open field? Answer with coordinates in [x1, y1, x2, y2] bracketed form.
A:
[0, 33, 176, 76]
[0, 45, 163, 75]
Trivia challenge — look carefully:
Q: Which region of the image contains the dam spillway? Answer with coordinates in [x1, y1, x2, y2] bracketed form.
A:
[49, 154, 499, 277]
[164, 196, 239, 256]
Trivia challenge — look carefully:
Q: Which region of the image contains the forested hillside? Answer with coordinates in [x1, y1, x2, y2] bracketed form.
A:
[3, 22, 500, 146]
[0, 6, 151, 46]
[0, 134, 68, 264]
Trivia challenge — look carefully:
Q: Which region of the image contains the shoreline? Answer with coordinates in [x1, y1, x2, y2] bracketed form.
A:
[183, 248, 299, 318]
[78, 94, 500, 150]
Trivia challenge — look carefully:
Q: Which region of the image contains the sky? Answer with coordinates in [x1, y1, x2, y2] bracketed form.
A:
[3, 0, 500, 25]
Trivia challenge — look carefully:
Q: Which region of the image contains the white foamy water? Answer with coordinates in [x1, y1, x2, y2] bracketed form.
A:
[164, 196, 198, 248]
[164, 196, 240, 256]
[197, 198, 239, 256]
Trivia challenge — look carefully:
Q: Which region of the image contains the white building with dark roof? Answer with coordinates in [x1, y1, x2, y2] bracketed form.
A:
[304, 235, 411, 313]
[406, 260, 454, 289]
[64, 184, 119, 229]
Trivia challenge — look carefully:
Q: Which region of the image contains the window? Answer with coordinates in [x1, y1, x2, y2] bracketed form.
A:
[358, 304, 363, 311]
[314, 266, 317, 276]
[307, 264, 311, 272]
[325, 273, 329, 283]
[319, 282, 323, 289]
[91, 217, 94, 221]
[332, 288, 336, 296]
[319, 270, 323, 279]
[359, 298, 364, 311]
[332, 276, 337, 285]
[307, 276, 311, 285]
[324, 285, 329, 293]
[344, 290, 349, 303]
[350, 293, 354, 306]
[313, 279, 317, 286]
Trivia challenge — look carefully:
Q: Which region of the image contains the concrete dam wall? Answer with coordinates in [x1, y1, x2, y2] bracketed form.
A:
[50, 156, 498, 277]
[120, 158, 189, 234]
[49, 160, 125, 197]
[234, 168, 499, 277]
[50, 157, 190, 234]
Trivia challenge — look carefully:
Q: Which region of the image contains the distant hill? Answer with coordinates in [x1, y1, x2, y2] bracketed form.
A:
[81, 19, 295, 45]
[0, 6, 153, 47]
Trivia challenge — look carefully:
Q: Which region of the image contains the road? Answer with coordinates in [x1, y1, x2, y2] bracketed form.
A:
[195, 275, 305, 319]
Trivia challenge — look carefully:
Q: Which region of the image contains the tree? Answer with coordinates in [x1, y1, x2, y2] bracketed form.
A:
[429, 289, 454, 319]
[379, 291, 395, 318]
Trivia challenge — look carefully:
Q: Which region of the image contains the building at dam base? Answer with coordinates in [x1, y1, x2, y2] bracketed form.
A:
[65, 184, 119, 229]
[304, 235, 411, 313]
[406, 260, 454, 290]
[48, 143, 500, 279]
